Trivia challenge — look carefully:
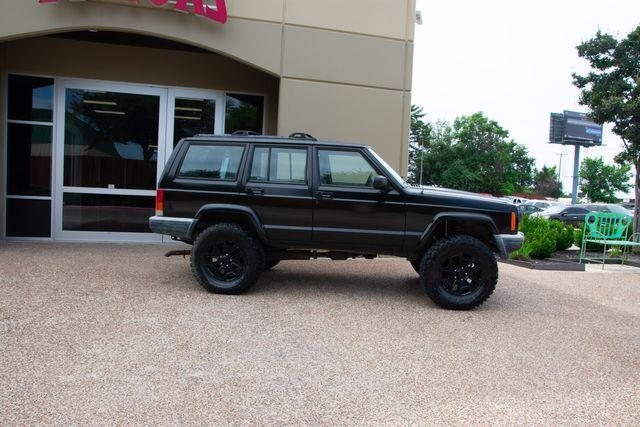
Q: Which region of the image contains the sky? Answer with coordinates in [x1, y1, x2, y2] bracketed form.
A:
[411, 0, 640, 200]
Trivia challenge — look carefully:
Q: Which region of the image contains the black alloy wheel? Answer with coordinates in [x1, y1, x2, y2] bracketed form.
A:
[191, 223, 264, 294]
[205, 240, 247, 282]
[438, 253, 484, 297]
[420, 235, 498, 310]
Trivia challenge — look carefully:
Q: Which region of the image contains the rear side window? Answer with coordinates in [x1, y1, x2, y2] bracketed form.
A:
[250, 147, 307, 183]
[566, 207, 587, 214]
[178, 144, 244, 181]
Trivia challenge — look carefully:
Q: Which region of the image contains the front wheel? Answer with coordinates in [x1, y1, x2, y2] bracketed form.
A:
[190, 223, 265, 294]
[420, 235, 498, 310]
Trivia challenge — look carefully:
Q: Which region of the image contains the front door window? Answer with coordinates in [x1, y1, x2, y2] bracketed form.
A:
[318, 150, 377, 188]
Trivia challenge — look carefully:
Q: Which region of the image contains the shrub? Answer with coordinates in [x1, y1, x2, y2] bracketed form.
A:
[516, 216, 557, 259]
[551, 221, 574, 251]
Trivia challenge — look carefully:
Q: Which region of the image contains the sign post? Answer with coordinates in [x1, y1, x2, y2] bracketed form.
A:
[571, 145, 580, 204]
[549, 110, 603, 204]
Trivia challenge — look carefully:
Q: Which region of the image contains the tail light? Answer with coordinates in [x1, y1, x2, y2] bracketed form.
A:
[510, 211, 517, 232]
[155, 189, 164, 216]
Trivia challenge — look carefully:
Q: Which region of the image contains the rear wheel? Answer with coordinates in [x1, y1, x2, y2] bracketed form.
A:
[190, 223, 264, 294]
[420, 235, 497, 310]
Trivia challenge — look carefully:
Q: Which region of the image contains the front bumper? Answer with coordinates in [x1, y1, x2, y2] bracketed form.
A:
[494, 232, 524, 259]
[149, 216, 198, 239]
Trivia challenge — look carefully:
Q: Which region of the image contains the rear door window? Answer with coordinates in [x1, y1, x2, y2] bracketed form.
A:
[178, 144, 244, 181]
[249, 146, 307, 184]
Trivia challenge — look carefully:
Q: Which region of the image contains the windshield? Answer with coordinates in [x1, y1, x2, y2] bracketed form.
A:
[367, 148, 407, 187]
[543, 205, 565, 215]
[604, 205, 630, 214]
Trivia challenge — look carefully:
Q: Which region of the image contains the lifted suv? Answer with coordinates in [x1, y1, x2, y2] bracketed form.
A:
[150, 133, 523, 310]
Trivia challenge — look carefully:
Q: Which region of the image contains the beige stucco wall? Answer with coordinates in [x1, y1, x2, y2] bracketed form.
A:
[0, 0, 415, 173]
[0, 37, 280, 133]
[0, 0, 415, 235]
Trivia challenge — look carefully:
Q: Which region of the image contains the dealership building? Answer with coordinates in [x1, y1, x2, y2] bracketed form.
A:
[0, 0, 416, 242]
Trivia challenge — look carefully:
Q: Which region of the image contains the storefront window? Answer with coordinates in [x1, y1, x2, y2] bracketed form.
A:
[62, 193, 154, 233]
[173, 97, 216, 147]
[8, 74, 54, 123]
[5, 74, 54, 238]
[7, 123, 52, 197]
[225, 93, 264, 134]
[64, 88, 160, 190]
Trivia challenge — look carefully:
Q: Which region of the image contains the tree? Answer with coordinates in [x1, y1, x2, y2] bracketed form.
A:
[416, 112, 535, 195]
[408, 105, 433, 183]
[534, 166, 563, 199]
[579, 157, 631, 203]
[573, 26, 640, 230]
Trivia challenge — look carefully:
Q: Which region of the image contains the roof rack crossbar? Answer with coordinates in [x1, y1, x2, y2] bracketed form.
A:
[288, 132, 317, 141]
[232, 130, 261, 136]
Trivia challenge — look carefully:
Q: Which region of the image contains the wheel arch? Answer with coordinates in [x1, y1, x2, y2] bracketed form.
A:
[418, 213, 499, 254]
[195, 204, 268, 244]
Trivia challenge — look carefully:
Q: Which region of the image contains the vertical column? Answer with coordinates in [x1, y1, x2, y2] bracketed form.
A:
[572, 144, 581, 205]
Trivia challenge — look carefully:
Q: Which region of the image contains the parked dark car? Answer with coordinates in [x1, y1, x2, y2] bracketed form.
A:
[537, 204, 631, 226]
[149, 133, 523, 310]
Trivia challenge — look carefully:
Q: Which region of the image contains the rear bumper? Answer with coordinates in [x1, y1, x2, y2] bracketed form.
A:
[149, 216, 198, 239]
[494, 232, 524, 259]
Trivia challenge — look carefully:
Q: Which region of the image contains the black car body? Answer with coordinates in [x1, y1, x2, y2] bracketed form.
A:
[538, 203, 631, 225]
[150, 134, 523, 310]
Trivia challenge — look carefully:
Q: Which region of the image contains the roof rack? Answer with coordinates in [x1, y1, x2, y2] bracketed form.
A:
[231, 130, 261, 136]
[288, 132, 317, 141]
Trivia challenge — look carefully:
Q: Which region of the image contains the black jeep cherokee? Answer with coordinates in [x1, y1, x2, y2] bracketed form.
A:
[150, 133, 523, 310]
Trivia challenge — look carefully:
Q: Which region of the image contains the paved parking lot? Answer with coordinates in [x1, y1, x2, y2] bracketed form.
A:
[1, 241, 639, 425]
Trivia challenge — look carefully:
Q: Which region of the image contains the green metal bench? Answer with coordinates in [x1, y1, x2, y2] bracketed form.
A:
[579, 212, 640, 269]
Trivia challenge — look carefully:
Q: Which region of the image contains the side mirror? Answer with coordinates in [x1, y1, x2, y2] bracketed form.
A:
[373, 176, 390, 191]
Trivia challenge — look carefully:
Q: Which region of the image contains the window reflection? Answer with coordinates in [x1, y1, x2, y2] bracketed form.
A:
[7, 123, 52, 196]
[8, 74, 54, 123]
[63, 193, 154, 233]
[225, 93, 264, 134]
[173, 97, 216, 147]
[64, 89, 160, 190]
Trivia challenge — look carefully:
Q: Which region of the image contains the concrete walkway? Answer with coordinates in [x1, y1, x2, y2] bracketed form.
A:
[1, 242, 639, 425]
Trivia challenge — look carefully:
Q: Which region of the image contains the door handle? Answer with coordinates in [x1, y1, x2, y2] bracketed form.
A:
[246, 187, 265, 196]
[316, 191, 333, 199]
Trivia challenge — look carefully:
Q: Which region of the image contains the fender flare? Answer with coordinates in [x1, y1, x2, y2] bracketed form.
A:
[419, 212, 499, 249]
[195, 204, 268, 243]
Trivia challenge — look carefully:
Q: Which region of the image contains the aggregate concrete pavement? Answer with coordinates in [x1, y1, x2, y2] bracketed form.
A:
[1, 241, 639, 425]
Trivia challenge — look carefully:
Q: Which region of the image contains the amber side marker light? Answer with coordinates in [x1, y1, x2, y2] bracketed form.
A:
[156, 189, 164, 216]
[511, 212, 517, 231]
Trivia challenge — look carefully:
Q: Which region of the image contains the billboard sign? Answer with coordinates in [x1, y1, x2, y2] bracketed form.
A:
[549, 110, 603, 146]
[38, 0, 228, 25]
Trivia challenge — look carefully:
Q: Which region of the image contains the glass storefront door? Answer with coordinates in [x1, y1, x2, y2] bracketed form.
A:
[3, 76, 257, 242]
[165, 88, 223, 160]
[54, 80, 167, 241]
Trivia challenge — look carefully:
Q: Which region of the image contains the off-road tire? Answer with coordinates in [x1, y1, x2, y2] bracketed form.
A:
[190, 223, 265, 294]
[264, 259, 281, 271]
[420, 235, 498, 310]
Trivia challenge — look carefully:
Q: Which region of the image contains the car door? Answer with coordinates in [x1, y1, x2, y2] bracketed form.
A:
[561, 207, 588, 225]
[311, 147, 405, 251]
[243, 144, 313, 245]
